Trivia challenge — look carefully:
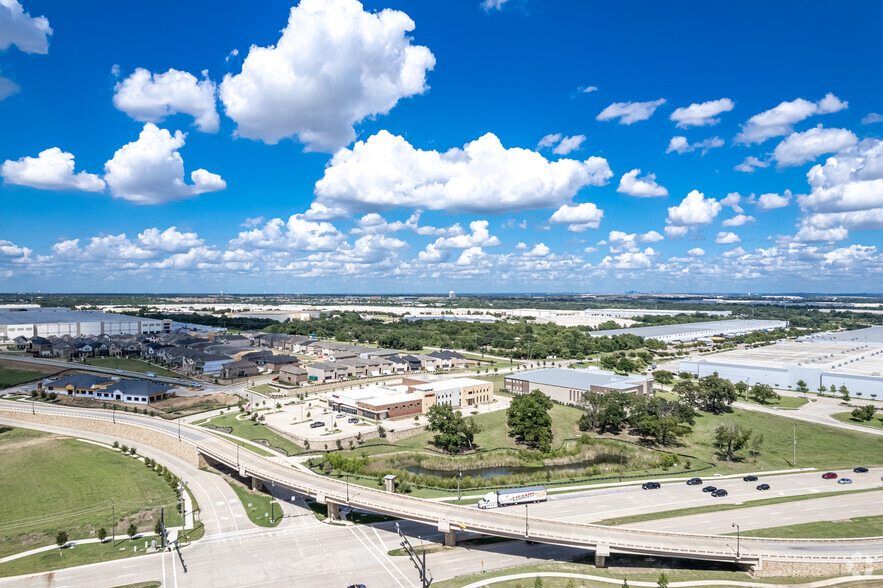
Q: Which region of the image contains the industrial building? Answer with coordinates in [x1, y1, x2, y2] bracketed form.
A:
[585, 309, 732, 318]
[587, 319, 789, 343]
[680, 327, 883, 396]
[0, 307, 163, 341]
[504, 368, 652, 404]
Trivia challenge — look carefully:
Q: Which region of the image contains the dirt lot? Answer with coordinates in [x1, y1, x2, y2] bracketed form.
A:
[50, 392, 240, 419]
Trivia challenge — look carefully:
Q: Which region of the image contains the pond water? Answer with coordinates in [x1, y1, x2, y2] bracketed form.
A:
[404, 458, 618, 480]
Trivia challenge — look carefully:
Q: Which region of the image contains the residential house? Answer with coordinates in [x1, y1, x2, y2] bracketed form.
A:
[221, 360, 260, 379]
[278, 365, 308, 385]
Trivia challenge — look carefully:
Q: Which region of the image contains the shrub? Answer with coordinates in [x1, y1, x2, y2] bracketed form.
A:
[120, 444, 129, 453]
[129, 447, 137, 456]
[97, 527, 107, 542]
[56, 530, 68, 548]
[113, 441, 119, 449]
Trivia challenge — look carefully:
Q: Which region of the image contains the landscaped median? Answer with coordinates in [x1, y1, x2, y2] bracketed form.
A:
[199, 411, 303, 455]
[225, 480, 281, 527]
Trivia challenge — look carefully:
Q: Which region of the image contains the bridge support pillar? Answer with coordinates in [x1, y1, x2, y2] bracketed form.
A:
[327, 502, 340, 521]
[251, 476, 263, 492]
[594, 544, 609, 568]
[443, 529, 457, 547]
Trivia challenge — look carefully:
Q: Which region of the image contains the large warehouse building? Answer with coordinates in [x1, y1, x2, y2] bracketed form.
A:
[587, 319, 788, 342]
[680, 327, 883, 396]
[0, 307, 163, 341]
[504, 368, 652, 404]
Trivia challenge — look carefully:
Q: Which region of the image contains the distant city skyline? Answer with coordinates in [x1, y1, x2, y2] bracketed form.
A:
[1, 0, 881, 293]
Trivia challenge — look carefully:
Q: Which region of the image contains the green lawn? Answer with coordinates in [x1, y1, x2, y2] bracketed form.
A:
[0, 367, 42, 387]
[743, 394, 810, 409]
[0, 538, 159, 579]
[0, 426, 182, 559]
[833, 411, 883, 430]
[739, 513, 883, 539]
[200, 412, 303, 455]
[247, 383, 279, 395]
[82, 357, 180, 378]
[592, 488, 882, 526]
[225, 480, 281, 527]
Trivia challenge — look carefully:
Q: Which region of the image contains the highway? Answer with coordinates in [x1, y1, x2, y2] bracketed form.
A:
[2, 400, 882, 572]
[526, 469, 883, 524]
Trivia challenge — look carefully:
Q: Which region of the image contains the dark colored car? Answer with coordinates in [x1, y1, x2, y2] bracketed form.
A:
[743, 475, 758, 482]
[702, 485, 717, 493]
[310, 421, 325, 428]
[711, 489, 728, 497]
[822, 472, 838, 479]
[686, 478, 703, 485]
[853, 467, 869, 473]
[756, 483, 771, 491]
[347, 417, 359, 424]
[641, 482, 661, 490]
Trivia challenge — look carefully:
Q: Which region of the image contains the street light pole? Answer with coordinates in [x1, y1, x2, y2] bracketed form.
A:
[732, 523, 740, 559]
[177, 419, 181, 441]
[524, 504, 529, 537]
[346, 474, 350, 503]
[457, 469, 462, 501]
[793, 423, 797, 467]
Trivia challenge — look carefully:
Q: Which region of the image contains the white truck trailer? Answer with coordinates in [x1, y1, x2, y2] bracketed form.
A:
[477, 485, 547, 509]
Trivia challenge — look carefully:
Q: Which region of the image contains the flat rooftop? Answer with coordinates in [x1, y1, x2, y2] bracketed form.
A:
[587, 319, 786, 339]
[692, 341, 883, 378]
[801, 326, 883, 345]
[0, 308, 149, 326]
[507, 368, 648, 390]
[413, 377, 490, 391]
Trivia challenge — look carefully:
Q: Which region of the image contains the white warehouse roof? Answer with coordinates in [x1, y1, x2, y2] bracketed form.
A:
[587, 319, 788, 342]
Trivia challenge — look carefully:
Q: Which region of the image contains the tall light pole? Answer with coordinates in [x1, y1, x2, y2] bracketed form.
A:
[732, 523, 740, 559]
[457, 469, 462, 501]
[346, 473, 350, 503]
[793, 423, 797, 467]
[524, 504, 529, 537]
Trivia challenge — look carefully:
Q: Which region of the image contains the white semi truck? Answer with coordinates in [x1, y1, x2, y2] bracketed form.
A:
[477, 485, 547, 509]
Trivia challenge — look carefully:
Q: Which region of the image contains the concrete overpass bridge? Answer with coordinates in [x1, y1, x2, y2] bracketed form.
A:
[1, 400, 881, 577]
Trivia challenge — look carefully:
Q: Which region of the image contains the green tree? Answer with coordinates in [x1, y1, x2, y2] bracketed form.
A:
[127, 522, 138, 539]
[97, 527, 107, 542]
[657, 571, 669, 588]
[652, 370, 674, 385]
[697, 372, 737, 414]
[796, 379, 809, 396]
[749, 383, 779, 404]
[672, 379, 698, 405]
[851, 404, 876, 421]
[714, 422, 752, 461]
[734, 381, 748, 399]
[840, 385, 850, 402]
[829, 384, 837, 394]
[425, 404, 481, 452]
[507, 390, 554, 452]
[578, 391, 604, 432]
[677, 371, 693, 380]
[56, 530, 68, 550]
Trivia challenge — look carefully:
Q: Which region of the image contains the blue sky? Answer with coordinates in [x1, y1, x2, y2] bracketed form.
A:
[1, 0, 881, 294]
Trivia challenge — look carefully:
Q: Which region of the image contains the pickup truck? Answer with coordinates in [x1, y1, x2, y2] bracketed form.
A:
[478, 486, 547, 509]
[145, 372, 156, 377]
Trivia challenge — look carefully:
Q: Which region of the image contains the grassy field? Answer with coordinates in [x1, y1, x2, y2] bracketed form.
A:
[247, 383, 279, 395]
[82, 357, 179, 378]
[0, 367, 43, 387]
[0, 426, 182, 559]
[833, 411, 883, 430]
[225, 480, 281, 527]
[591, 488, 882, 526]
[743, 395, 810, 409]
[0, 537, 159, 579]
[200, 412, 303, 455]
[739, 513, 883, 539]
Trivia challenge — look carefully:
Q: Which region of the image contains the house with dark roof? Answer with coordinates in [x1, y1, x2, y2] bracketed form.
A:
[306, 361, 349, 382]
[261, 355, 299, 372]
[221, 360, 260, 379]
[47, 374, 175, 404]
[279, 364, 308, 384]
[428, 350, 467, 369]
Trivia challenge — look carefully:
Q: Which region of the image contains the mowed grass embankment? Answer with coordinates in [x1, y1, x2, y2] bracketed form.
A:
[200, 412, 303, 455]
[0, 426, 181, 559]
[0, 367, 43, 387]
[833, 411, 883, 430]
[738, 513, 883, 539]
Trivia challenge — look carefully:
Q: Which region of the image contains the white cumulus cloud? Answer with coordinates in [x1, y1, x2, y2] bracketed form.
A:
[772, 126, 858, 167]
[104, 123, 226, 205]
[553, 135, 586, 155]
[722, 214, 755, 227]
[0, 0, 51, 54]
[666, 136, 724, 155]
[315, 130, 612, 214]
[734, 155, 770, 173]
[666, 190, 722, 226]
[639, 230, 664, 243]
[735, 93, 848, 144]
[1, 147, 105, 192]
[219, 0, 435, 151]
[715, 231, 740, 244]
[687, 247, 705, 256]
[616, 168, 668, 197]
[597, 99, 666, 125]
[0, 73, 19, 101]
[756, 190, 792, 211]
[670, 98, 734, 128]
[431, 220, 500, 249]
[549, 202, 604, 232]
[113, 68, 219, 133]
[862, 113, 883, 125]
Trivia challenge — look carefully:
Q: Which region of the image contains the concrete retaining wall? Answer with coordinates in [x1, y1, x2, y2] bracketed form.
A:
[754, 559, 882, 577]
[0, 408, 201, 467]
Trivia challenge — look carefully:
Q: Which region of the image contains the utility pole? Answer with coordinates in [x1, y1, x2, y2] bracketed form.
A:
[732, 522, 740, 559]
[619, 453, 623, 483]
[457, 469, 462, 501]
[111, 498, 115, 543]
[524, 504, 529, 537]
[793, 423, 797, 467]
[177, 419, 181, 441]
